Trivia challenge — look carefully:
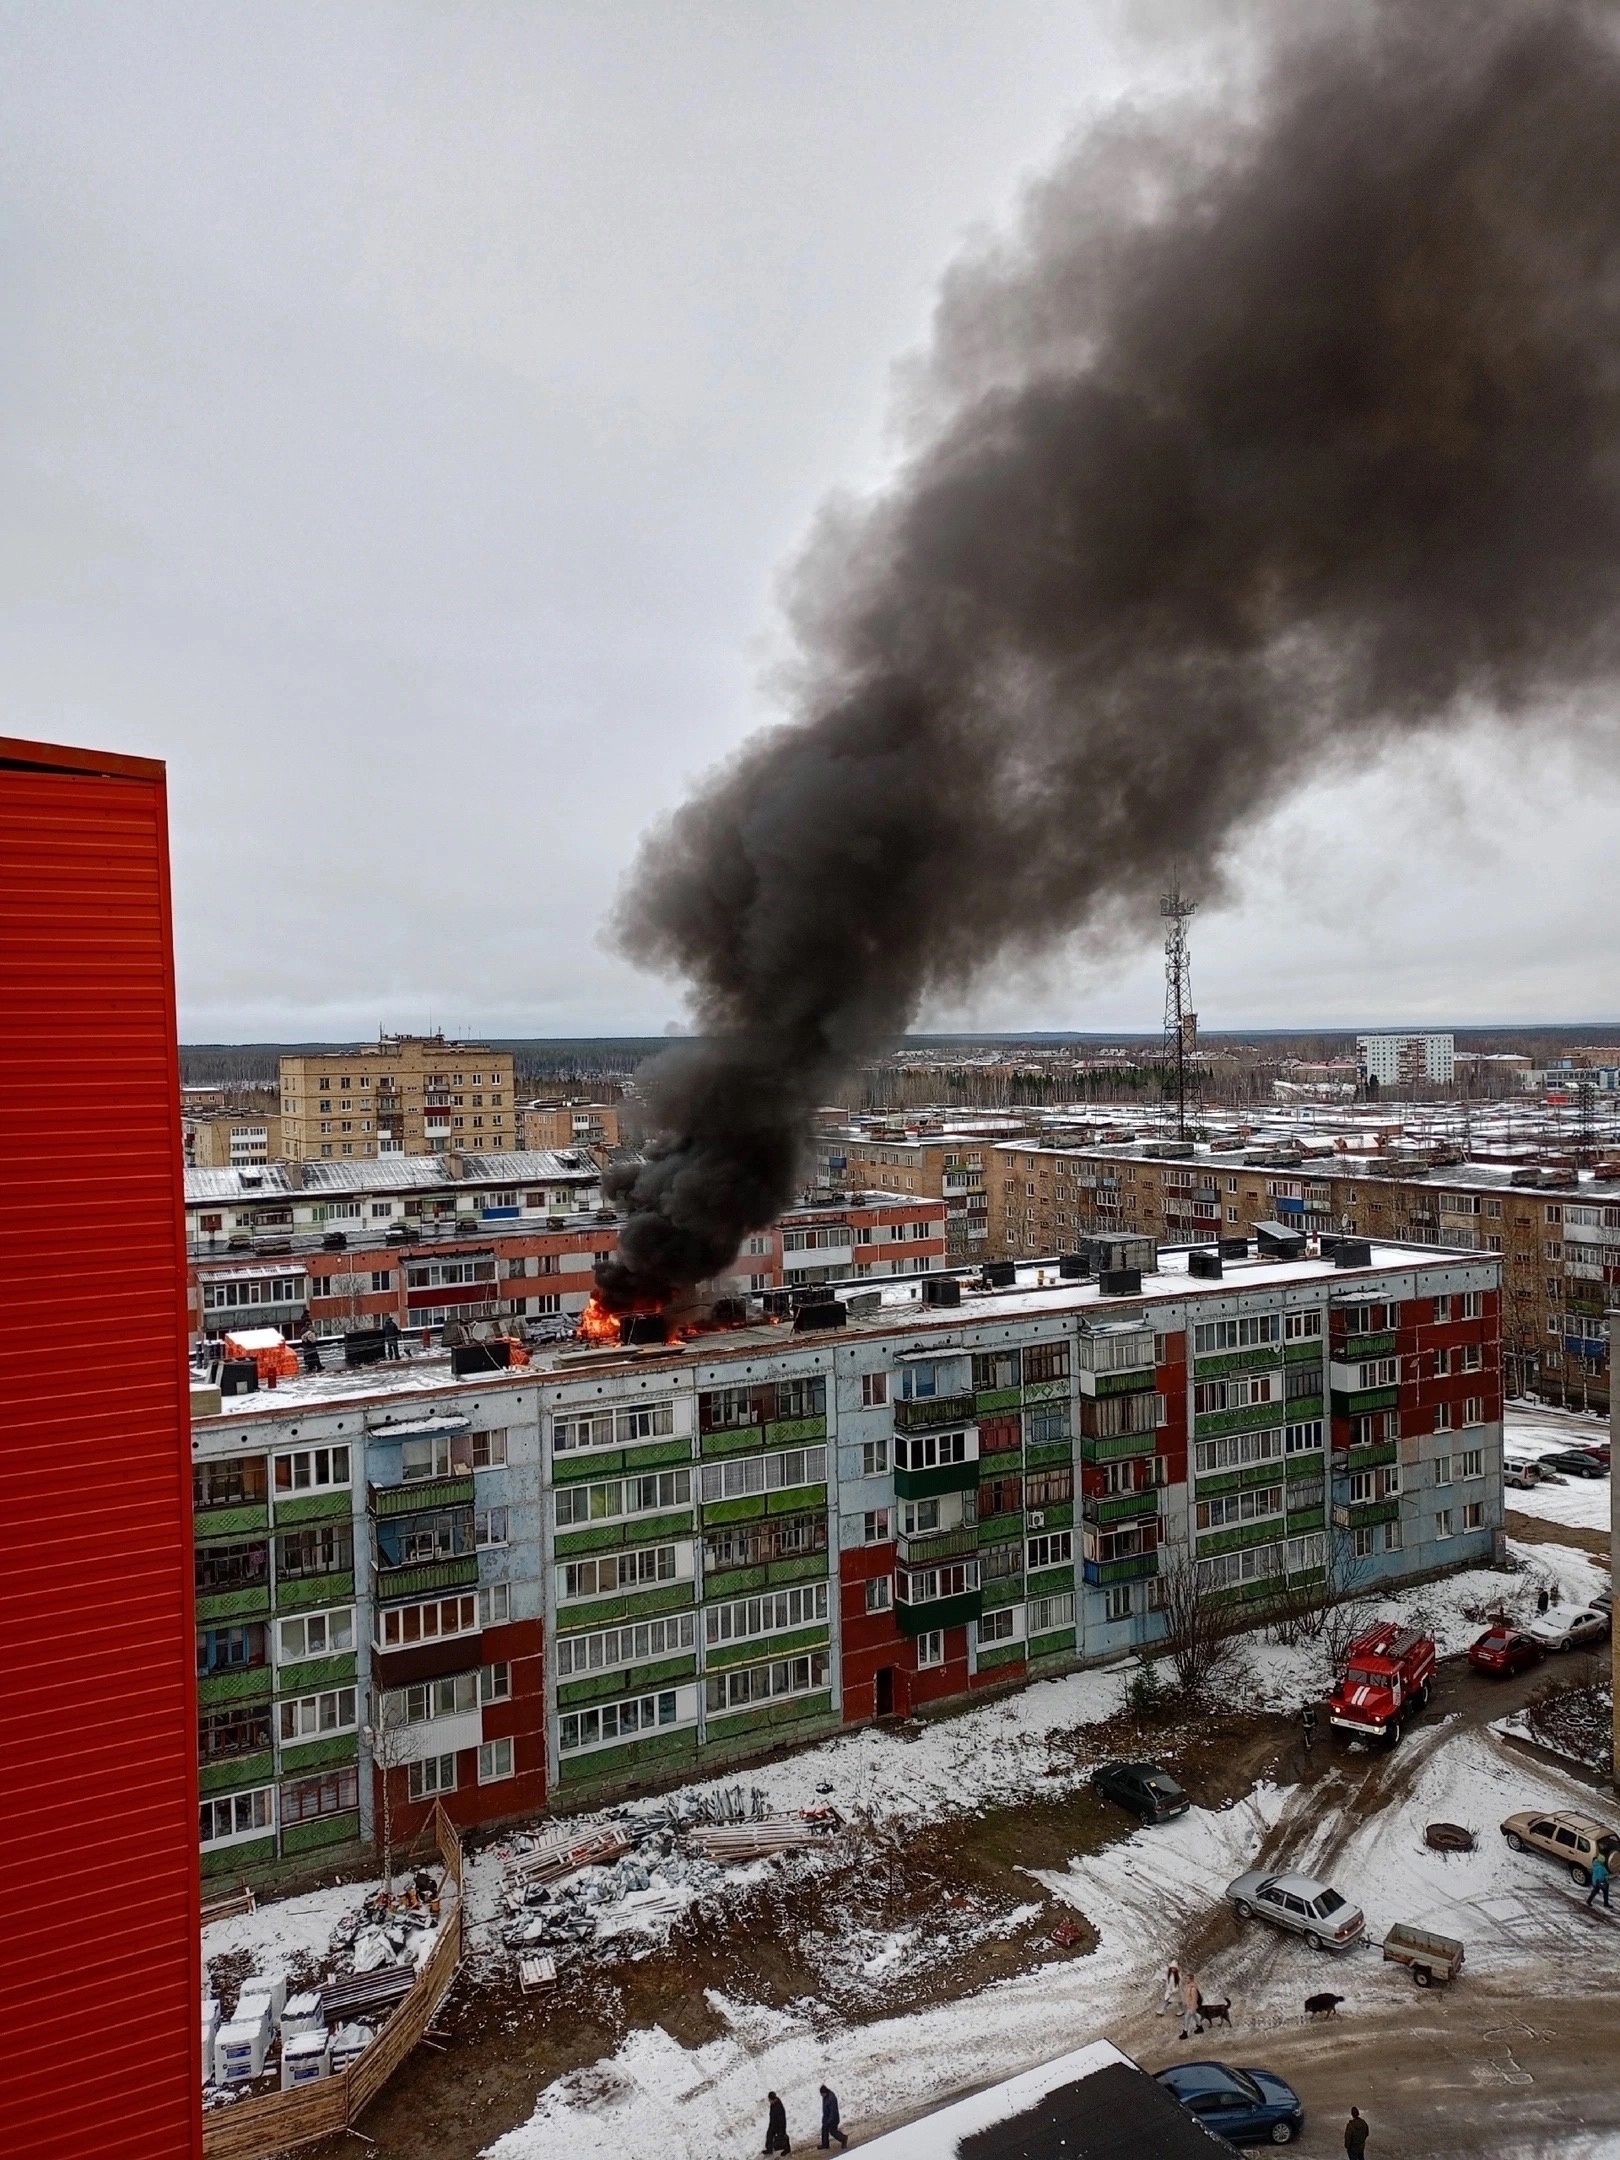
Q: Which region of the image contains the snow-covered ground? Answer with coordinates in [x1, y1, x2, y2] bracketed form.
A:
[486, 1724, 1620, 2160]
[1505, 1403, 1613, 1536]
[204, 1535, 1608, 2002]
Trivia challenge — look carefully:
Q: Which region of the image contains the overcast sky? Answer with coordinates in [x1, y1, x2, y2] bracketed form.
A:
[4, 2, 1616, 1042]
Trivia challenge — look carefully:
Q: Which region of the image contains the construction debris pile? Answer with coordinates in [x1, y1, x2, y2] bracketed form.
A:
[482, 1792, 845, 1981]
[204, 1866, 450, 2106]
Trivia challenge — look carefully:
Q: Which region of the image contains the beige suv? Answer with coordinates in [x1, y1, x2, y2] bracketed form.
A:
[1501, 1809, 1620, 1886]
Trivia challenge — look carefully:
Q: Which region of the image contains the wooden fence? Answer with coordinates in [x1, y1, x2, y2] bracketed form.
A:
[202, 1805, 463, 2160]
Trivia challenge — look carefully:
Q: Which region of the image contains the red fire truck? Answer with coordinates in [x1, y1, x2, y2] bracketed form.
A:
[1326, 1621, 1437, 1747]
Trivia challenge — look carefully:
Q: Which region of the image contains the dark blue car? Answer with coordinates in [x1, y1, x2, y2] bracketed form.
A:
[1155, 2061, 1305, 2146]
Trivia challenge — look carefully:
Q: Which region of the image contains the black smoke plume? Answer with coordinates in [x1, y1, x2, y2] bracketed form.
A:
[595, 0, 1620, 1312]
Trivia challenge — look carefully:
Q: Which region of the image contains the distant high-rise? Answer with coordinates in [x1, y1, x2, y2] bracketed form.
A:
[1356, 1032, 1455, 1090]
[280, 1034, 516, 1159]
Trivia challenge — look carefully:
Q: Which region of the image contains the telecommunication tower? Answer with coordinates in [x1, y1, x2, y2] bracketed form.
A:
[1161, 878, 1198, 1141]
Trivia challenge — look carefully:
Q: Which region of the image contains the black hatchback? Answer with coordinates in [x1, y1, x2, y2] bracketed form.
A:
[1090, 1760, 1190, 1822]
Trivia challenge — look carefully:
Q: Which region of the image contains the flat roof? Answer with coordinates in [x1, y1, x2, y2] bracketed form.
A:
[193, 1237, 1496, 1425]
[185, 1150, 599, 1203]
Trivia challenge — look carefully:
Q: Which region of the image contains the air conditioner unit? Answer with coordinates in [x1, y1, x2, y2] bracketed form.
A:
[1028, 1510, 1046, 1529]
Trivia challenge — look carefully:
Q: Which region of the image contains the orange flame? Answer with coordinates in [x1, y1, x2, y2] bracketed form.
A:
[576, 1293, 624, 1346]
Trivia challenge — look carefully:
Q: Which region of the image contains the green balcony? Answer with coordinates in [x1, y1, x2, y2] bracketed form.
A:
[273, 1488, 352, 1528]
[1331, 1387, 1400, 1418]
[1082, 1488, 1160, 1526]
[193, 1501, 269, 1538]
[764, 1414, 827, 1447]
[195, 1584, 271, 1627]
[895, 1588, 983, 1636]
[893, 1394, 975, 1433]
[1082, 1552, 1158, 1586]
[1080, 1431, 1157, 1464]
[896, 1524, 978, 1567]
[1192, 1347, 1283, 1380]
[1082, 1368, 1158, 1399]
[276, 1568, 356, 1613]
[1333, 1498, 1402, 1528]
[894, 1460, 979, 1500]
[1194, 1401, 1290, 1441]
[371, 1556, 476, 1602]
[975, 1388, 1022, 1415]
[370, 1473, 475, 1517]
[1342, 1330, 1398, 1361]
[1346, 1440, 1399, 1472]
[197, 1667, 273, 1709]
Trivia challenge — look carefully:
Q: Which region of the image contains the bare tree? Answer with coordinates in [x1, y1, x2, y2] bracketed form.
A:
[1152, 1549, 1247, 1701]
[364, 1689, 410, 1901]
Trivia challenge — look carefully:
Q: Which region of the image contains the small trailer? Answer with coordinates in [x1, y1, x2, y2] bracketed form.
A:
[1382, 1921, 1464, 1987]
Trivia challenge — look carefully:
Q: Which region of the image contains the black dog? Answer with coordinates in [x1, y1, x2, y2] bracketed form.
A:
[1198, 1997, 1232, 2029]
[1304, 1991, 1345, 2019]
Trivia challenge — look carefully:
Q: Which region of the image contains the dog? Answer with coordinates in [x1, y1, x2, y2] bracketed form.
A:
[1304, 1991, 1345, 2019]
[1198, 1997, 1232, 2029]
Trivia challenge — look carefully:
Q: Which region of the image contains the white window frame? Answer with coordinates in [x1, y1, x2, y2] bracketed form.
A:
[278, 1686, 357, 1743]
[916, 1630, 945, 1668]
[478, 1737, 515, 1784]
[407, 1753, 458, 1800]
[277, 1606, 355, 1662]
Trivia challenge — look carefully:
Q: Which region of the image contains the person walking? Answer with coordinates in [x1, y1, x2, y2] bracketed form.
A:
[1344, 2105, 1370, 2157]
[763, 2091, 791, 2155]
[1160, 1960, 1181, 2015]
[818, 2084, 848, 2150]
[1178, 1966, 1203, 2040]
[382, 1313, 402, 1361]
[1586, 1852, 1612, 1911]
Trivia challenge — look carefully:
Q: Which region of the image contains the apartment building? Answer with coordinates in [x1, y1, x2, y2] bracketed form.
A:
[991, 1138, 1614, 1410]
[1357, 1032, 1456, 1088]
[279, 1035, 517, 1160]
[189, 1234, 1502, 1863]
[186, 1151, 610, 1341]
[192, 1376, 544, 1874]
[722, 1193, 950, 1294]
[819, 1120, 1033, 1256]
[521, 1100, 623, 1153]
[185, 1103, 283, 1167]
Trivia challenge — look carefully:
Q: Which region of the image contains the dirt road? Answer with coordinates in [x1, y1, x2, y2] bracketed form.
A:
[1132, 1990, 1620, 2158]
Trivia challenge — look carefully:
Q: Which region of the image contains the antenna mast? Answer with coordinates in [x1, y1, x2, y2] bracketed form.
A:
[1161, 877, 1198, 1142]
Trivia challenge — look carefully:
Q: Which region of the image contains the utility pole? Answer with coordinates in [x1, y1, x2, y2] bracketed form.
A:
[1161, 879, 1198, 1143]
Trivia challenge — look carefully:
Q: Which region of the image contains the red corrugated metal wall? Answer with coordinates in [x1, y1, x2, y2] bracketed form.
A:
[0, 740, 201, 2157]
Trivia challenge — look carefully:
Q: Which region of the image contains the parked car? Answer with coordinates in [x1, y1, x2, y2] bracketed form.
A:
[1526, 1607, 1611, 1654]
[1501, 1809, 1620, 1886]
[1503, 1460, 1541, 1490]
[1572, 1440, 1611, 1467]
[1155, 2061, 1305, 2146]
[1595, 1586, 1613, 1618]
[1536, 1449, 1608, 1479]
[1468, 1626, 1545, 1677]
[1089, 1761, 1190, 1823]
[1225, 1870, 1365, 1951]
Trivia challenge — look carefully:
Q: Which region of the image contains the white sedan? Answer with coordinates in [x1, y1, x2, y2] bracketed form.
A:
[1526, 1608, 1611, 1653]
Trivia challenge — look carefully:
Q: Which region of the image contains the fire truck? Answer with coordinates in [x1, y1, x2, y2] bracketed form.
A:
[1325, 1620, 1437, 1747]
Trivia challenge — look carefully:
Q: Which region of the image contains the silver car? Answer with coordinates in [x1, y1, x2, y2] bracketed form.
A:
[1226, 1869, 1365, 1952]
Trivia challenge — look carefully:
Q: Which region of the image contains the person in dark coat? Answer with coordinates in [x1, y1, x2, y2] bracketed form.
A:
[819, 2084, 848, 2150]
[763, 2091, 791, 2154]
[1344, 2105, 1370, 2157]
[382, 1313, 402, 1361]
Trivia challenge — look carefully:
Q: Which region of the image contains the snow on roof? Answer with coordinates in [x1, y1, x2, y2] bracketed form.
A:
[221, 1327, 287, 1351]
[185, 1150, 597, 1204]
[727, 2043, 1230, 2160]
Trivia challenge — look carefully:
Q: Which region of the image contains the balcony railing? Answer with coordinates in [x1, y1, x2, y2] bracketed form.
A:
[1082, 1551, 1160, 1586]
[1081, 1488, 1160, 1526]
[893, 1393, 975, 1433]
[896, 1524, 979, 1566]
